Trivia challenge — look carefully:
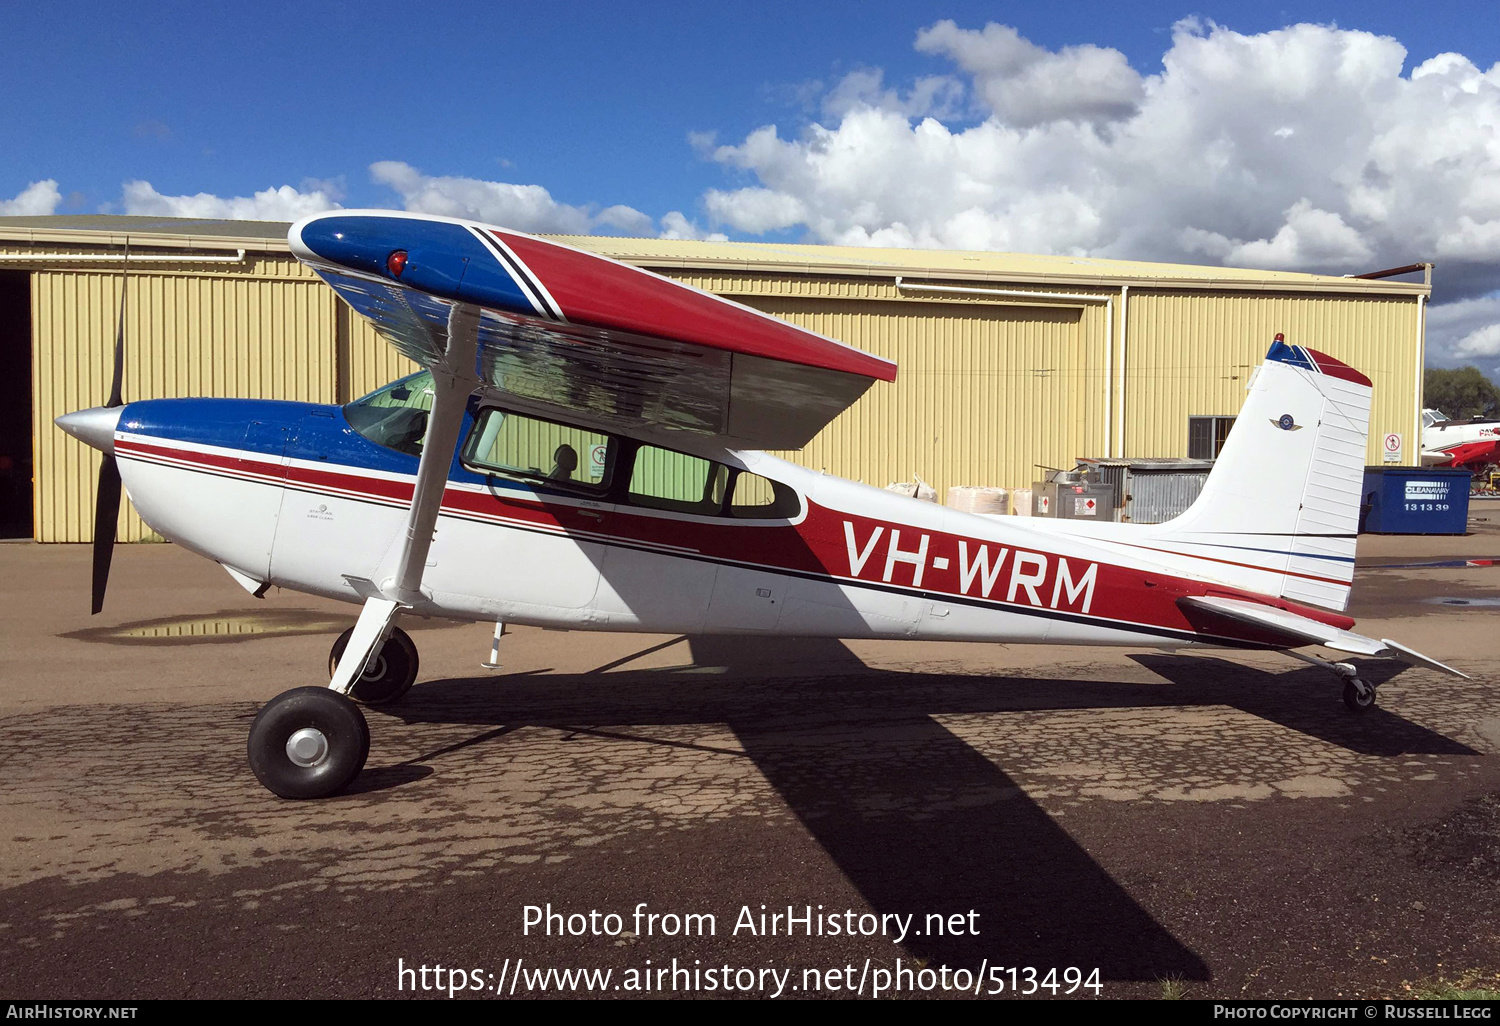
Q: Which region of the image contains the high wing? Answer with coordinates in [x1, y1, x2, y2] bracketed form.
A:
[288, 210, 896, 450]
[1179, 595, 1469, 678]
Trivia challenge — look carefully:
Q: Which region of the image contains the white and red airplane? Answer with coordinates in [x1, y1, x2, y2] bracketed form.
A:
[1421, 407, 1500, 473]
[55, 211, 1467, 800]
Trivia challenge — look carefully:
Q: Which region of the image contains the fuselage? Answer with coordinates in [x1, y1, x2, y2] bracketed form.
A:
[1421, 410, 1500, 469]
[103, 383, 1357, 654]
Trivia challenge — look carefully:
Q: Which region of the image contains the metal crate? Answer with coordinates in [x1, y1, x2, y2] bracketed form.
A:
[1075, 458, 1215, 524]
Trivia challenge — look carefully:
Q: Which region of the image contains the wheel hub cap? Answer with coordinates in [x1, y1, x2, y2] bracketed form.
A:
[286, 727, 330, 768]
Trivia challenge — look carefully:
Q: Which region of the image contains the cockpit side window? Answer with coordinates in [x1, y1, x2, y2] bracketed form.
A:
[343, 371, 435, 457]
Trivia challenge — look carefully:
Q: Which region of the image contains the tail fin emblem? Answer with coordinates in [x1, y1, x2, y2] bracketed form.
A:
[1272, 413, 1303, 431]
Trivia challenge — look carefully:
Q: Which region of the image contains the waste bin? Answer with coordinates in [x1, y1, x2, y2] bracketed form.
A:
[1359, 466, 1470, 534]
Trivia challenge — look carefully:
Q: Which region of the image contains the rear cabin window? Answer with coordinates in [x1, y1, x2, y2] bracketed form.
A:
[624, 448, 801, 520]
[462, 408, 613, 492]
[343, 371, 435, 457]
[729, 471, 801, 519]
[627, 445, 729, 515]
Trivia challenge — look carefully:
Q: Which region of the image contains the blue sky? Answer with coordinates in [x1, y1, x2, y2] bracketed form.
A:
[4, 2, 1500, 370]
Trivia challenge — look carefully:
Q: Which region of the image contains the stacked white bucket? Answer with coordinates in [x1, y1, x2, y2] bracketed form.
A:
[945, 485, 1010, 516]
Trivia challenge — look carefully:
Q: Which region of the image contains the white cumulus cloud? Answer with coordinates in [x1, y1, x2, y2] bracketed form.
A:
[704, 186, 807, 234]
[371, 161, 715, 240]
[658, 211, 728, 242]
[1427, 293, 1500, 381]
[0, 180, 62, 215]
[121, 180, 339, 220]
[371, 161, 598, 234]
[697, 19, 1500, 367]
[915, 20, 1143, 127]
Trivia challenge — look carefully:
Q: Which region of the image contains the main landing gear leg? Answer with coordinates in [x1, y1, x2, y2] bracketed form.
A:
[248, 307, 480, 800]
[1284, 649, 1376, 712]
[248, 598, 400, 798]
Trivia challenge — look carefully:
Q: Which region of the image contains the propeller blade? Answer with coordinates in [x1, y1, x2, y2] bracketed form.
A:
[106, 247, 127, 408]
[91, 240, 129, 613]
[91, 454, 122, 615]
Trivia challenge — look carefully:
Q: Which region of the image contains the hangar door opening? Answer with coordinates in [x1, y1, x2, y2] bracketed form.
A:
[742, 296, 1097, 498]
[0, 271, 31, 538]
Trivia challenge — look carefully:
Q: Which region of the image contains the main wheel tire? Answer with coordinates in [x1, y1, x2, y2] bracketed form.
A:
[1342, 678, 1376, 712]
[329, 626, 419, 705]
[248, 686, 371, 799]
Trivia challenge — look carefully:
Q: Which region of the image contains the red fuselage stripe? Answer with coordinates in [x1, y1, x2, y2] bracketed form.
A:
[117, 438, 1357, 637]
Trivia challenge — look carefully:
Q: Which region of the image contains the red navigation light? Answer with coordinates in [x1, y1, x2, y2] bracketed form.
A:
[1274, 332, 1285, 342]
[387, 250, 408, 277]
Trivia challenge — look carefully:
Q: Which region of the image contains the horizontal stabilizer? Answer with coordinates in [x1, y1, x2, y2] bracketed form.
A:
[1181, 595, 1382, 653]
[1378, 637, 1470, 678]
[1179, 596, 1468, 678]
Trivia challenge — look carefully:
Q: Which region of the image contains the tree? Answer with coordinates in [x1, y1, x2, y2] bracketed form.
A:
[1424, 366, 1500, 420]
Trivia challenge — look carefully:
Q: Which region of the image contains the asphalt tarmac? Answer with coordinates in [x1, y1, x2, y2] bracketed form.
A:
[2, 506, 1498, 1000]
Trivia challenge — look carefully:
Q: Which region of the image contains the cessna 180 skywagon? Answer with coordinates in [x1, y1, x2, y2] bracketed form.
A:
[55, 211, 1467, 799]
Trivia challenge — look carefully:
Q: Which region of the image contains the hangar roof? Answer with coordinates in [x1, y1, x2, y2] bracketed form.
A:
[0, 214, 1430, 296]
[0, 214, 290, 252]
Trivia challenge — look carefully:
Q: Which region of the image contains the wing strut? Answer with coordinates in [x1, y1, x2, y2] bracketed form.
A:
[328, 305, 479, 695]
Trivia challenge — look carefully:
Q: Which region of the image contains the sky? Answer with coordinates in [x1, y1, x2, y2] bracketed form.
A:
[4, 1, 1500, 376]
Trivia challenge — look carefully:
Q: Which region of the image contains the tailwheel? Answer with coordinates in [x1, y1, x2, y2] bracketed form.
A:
[1342, 677, 1376, 712]
[248, 686, 370, 799]
[329, 625, 419, 705]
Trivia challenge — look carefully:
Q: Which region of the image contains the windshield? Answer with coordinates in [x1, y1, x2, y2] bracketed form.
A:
[344, 371, 434, 457]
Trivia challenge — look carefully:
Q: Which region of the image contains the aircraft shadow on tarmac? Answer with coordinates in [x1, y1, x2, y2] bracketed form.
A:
[367, 636, 1475, 982]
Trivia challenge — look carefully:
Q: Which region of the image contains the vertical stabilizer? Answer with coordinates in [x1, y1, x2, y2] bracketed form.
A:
[1149, 338, 1372, 611]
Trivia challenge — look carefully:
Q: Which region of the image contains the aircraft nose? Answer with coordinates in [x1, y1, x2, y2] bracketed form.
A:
[55, 406, 123, 455]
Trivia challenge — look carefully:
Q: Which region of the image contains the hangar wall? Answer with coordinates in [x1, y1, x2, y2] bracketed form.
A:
[0, 218, 1428, 543]
[654, 266, 1424, 502]
[28, 255, 339, 541]
[1122, 291, 1421, 465]
[730, 292, 1105, 496]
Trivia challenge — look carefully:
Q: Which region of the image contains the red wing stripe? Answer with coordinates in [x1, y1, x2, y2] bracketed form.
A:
[494, 230, 898, 382]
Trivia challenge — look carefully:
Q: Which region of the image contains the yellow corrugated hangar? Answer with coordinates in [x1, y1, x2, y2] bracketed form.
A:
[0, 214, 1431, 543]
